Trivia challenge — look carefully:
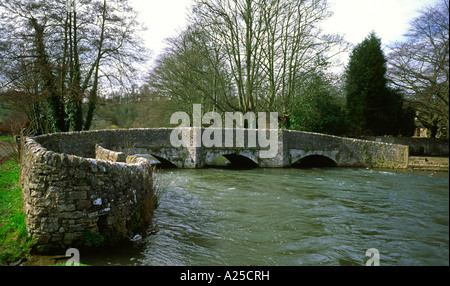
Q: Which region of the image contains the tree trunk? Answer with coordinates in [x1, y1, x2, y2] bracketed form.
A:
[67, 2, 84, 131]
[30, 18, 67, 133]
[84, 0, 107, 131]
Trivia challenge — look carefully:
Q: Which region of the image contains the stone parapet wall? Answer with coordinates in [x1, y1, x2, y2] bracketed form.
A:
[95, 144, 127, 162]
[20, 135, 154, 253]
[283, 131, 409, 169]
[31, 128, 176, 158]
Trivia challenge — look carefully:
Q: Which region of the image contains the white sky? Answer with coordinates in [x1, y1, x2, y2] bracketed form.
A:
[130, 0, 192, 62]
[130, 0, 440, 67]
[324, 0, 440, 46]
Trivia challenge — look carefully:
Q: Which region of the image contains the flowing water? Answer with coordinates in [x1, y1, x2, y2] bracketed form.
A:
[83, 167, 449, 266]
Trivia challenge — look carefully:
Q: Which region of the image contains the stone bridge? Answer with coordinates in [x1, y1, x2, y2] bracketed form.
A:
[18, 128, 409, 252]
[39, 128, 408, 169]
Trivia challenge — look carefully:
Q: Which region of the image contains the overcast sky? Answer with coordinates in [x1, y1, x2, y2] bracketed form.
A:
[130, 0, 440, 66]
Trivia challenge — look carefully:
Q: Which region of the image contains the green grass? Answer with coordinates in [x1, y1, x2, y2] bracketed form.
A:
[0, 136, 14, 142]
[0, 159, 33, 265]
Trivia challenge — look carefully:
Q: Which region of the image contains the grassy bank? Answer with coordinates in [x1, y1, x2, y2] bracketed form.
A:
[0, 136, 14, 142]
[0, 158, 32, 265]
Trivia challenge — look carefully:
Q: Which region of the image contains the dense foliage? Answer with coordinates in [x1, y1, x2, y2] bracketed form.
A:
[289, 72, 350, 135]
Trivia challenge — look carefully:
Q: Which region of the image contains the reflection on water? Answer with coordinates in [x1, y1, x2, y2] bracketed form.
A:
[83, 168, 449, 266]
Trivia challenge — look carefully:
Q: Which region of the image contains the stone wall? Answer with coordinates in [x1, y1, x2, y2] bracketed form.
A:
[283, 131, 409, 169]
[95, 144, 127, 162]
[20, 135, 154, 253]
[30, 128, 176, 158]
[408, 156, 449, 171]
[362, 136, 449, 157]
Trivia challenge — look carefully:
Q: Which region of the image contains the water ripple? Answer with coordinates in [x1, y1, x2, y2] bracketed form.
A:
[83, 168, 449, 266]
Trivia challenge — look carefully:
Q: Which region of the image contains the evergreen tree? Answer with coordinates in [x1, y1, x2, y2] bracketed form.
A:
[345, 32, 403, 135]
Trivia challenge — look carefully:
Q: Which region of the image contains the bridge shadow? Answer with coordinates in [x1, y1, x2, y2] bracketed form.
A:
[206, 154, 258, 170]
[152, 155, 178, 169]
[136, 154, 178, 169]
[141, 154, 337, 170]
[291, 155, 337, 169]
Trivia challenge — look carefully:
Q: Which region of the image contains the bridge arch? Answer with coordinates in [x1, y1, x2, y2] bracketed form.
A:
[223, 154, 258, 169]
[291, 155, 337, 168]
[205, 151, 258, 169]
[130, 153, 178, 169]
[148, 154, 178, 169]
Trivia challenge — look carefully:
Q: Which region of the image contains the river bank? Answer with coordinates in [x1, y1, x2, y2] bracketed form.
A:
[408, 156, 449, 172]
[0, 159, 33, 265]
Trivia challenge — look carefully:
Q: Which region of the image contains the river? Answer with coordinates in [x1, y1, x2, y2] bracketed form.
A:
[83, 167, 449, 266]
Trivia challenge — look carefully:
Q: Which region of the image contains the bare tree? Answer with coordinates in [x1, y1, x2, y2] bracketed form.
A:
[188, 0, 348, 126]
[191, 0, 262, 115]
[0, 0, 148, 133]
[258, 0, 348, 124]
[387, 0, 449, 138]
[148, 25, 234, 115]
